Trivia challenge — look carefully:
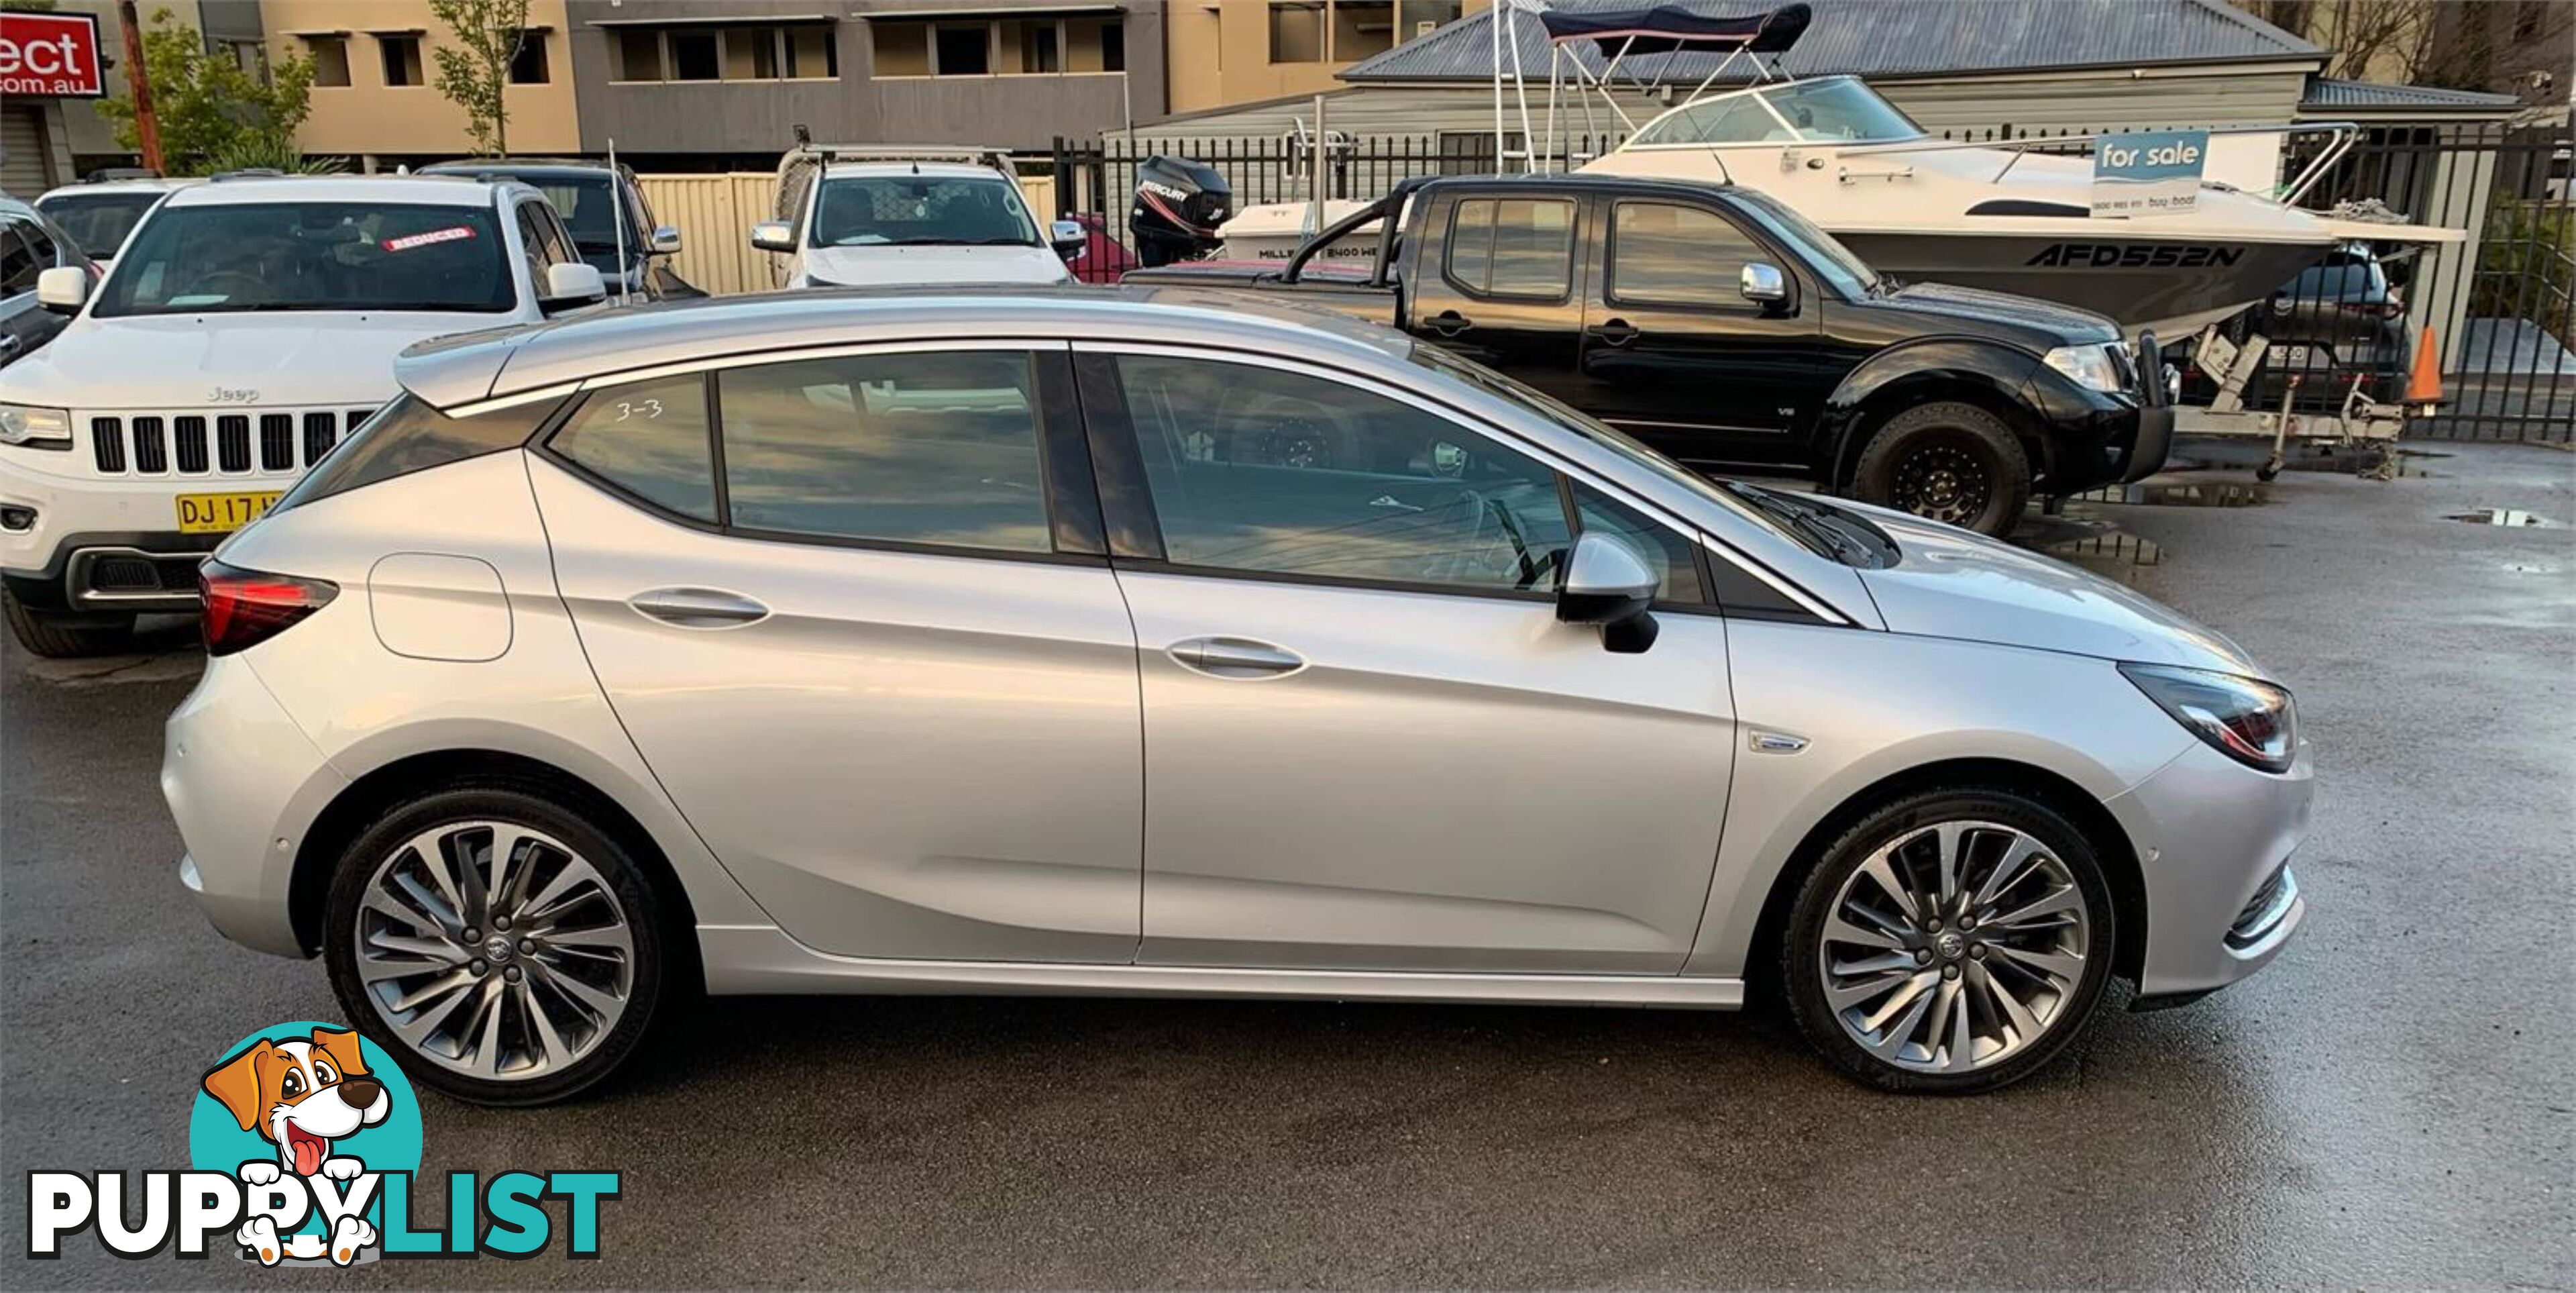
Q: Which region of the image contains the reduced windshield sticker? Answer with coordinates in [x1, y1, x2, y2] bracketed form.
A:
[381, 226, 476, 253]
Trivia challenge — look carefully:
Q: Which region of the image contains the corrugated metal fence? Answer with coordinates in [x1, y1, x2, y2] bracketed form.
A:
[636, 172, 1060, 298]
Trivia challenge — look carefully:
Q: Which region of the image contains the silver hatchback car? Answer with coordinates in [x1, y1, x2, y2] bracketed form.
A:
[164, 289, 2308, 1104]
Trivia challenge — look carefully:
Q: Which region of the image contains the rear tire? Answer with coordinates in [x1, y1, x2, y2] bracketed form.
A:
[1851, 401, 2031, 537]
[1782, 788, 2116, 1094]
[324, 786, 669, 1107]
[3, 590, 137, 658]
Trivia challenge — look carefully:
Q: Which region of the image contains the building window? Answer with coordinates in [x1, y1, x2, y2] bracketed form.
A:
[612, 28, 661, 80]
[1270, 2, 1326, 63]
[377, 34, 425, 87]
[1397, 0, 1460, 42]
[305, 34, 352, 87]
[508, 30, 549, 84]
[1098, 19, 1124, 70]
[934, 23, 989, 74]
[1009, 19, 1060, 72]
[669, 29, 719, 80]
[786, 25, 835, 77]
[873, 22, 930, 75]
[1333, 0, 1394, 60]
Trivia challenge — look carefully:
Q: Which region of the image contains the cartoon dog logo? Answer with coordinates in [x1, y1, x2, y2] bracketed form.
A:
[199, 1026, 390, 1265]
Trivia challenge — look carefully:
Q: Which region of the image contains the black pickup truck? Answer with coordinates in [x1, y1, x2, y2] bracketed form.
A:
[1124, 174, 2171, 536]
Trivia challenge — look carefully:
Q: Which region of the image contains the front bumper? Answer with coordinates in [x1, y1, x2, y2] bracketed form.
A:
[2105, 738, 2314, 1000]
[164, 652, 345, 958]
[0, 454, 233, 611]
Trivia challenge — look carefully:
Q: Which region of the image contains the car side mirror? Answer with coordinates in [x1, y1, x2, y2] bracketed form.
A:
[1051, 219, 1087, 256]
[1740, 262, 1788, 305]
[36, 266, 89, 314]
[1556, 531, 1660, 654]
[750, 221, 796, 253]
[539, 261, 606, 311]
[647, 225, 682, 255]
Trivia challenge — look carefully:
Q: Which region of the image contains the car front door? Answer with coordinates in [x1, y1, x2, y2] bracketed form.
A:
[1574, 198, 1829, 472]
[1082, 348, 1737, 974]
[530, 344, 1146, 963]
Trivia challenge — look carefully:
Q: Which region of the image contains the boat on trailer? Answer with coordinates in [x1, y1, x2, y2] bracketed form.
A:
[1490, 0, 2432, 340]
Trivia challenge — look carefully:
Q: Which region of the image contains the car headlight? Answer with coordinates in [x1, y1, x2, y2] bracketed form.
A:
[0, 404, 72, 450]
[2041, 344, 2125, 394]
[2119, 662, 2297, 773]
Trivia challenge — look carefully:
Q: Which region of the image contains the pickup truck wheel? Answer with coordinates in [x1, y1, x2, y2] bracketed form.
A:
[4, 590, 138, 658]
[1852, 402, 2031, 537]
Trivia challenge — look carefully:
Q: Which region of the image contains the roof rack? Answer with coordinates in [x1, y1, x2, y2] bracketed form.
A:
[82, 166, 164, 183]
[780, 131, 1014, 174]
[207, 168, 290, 182]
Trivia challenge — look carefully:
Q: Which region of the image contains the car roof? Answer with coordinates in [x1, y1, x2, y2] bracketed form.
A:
[162, 175, 519, 209]
[39, 178, 195, 199]
[819, 162, 1011, 182]
[420, 158, 621, 180]
[395, 285, 1414, 409]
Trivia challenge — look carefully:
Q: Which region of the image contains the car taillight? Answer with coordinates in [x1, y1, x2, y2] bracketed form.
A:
[199, 559, 337, 656]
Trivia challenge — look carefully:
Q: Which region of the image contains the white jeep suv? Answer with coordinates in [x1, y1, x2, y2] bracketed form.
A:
[751, 145, 1085, 289]
[0, 174, 605, 656]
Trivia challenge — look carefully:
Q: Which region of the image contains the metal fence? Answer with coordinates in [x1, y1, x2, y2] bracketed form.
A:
[1050, 119, 2575, 443]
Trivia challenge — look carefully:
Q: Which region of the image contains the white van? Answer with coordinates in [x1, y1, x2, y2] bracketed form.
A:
[751, 144, 1086, 289]
[0, 173, 605, 656]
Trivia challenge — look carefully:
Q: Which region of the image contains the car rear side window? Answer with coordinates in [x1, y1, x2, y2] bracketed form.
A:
[0, 218, 40, 294]
[550, 375, 718, 521]
[1444, 197, 1575, 300]
[275, 393, 563, 511]
[716, 350, 1053, 552]
[1609, 202, 1765, 310]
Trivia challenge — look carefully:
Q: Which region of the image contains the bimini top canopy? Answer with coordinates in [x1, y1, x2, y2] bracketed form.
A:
[1535, 2, 1810, 58]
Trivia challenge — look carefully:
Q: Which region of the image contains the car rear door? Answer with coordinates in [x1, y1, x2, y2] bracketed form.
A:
[1399, 188, 1591, 409]
[1573, 197, 1827, 472]
[1079, 346, 1736, 974]
[531, 343, 1146, 963]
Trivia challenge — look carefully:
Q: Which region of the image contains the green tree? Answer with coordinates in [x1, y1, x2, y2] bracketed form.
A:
[93, 8, 313, 175]
[429, 0, 531, 156]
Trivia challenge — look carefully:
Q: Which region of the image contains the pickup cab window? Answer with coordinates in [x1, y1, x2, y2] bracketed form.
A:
[1608, 202, 1765, 311]
[1444, 197, 1575, 300]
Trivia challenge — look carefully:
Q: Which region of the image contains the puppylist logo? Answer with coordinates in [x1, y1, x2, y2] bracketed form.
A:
[27, 1021, 620, 1265]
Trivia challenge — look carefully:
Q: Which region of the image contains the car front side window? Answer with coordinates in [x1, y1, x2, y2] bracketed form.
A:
[1112, 354, 1576, 594]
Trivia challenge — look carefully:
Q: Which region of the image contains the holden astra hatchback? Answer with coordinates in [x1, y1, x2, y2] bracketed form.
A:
[163, 288, 2309, 1104]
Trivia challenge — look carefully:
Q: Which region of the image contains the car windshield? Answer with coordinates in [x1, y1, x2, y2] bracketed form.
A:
[1635, 77, 1926, 148]
[809, 174, 1037, 248]
[36, 191, 162, 259]
[1403, 342, 1841, 559]
[523, 174, 627, 251]
[1728, 189, 1880, 297]
[93, 202, 514, 317]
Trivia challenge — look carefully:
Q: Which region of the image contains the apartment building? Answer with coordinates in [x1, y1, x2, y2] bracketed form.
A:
[265, 0, 580, 166]
[564, 1, 1166, 168]
[1163, 0, 1482, 115]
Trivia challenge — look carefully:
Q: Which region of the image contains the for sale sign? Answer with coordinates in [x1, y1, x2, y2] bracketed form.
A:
[2091, 129, 2206, 219]
[0, 11, 106, 99]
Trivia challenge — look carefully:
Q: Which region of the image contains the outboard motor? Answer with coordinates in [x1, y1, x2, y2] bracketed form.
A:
[1130, 155, 1231, 267]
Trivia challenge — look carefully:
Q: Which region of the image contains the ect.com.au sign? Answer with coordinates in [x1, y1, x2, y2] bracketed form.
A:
[0, 11, 107, 99]
[2091, 130, 2207, 219]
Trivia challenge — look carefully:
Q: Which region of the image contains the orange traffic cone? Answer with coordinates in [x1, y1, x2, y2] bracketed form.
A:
[2405, 325, 2443, 405]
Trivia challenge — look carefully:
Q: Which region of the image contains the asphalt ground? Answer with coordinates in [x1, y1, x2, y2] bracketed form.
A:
[3, 440, 2570, 1288]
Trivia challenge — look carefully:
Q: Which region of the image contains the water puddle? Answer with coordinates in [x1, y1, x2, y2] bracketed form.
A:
[2043, 529, 2164, 582]
[2446, 508, 2559, 527]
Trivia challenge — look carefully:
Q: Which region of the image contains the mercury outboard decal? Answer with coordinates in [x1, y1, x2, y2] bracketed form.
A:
[2025, 244, 2247, 269]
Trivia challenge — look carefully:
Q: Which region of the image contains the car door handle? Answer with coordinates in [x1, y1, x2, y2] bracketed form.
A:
[1169, 636, 1305, 678]
[1591, 318, 1640, 347]
[1424, 309, 1474, 337]
[628, 587, 769, 628]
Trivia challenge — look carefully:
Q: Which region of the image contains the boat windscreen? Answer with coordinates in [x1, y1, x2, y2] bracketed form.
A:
[1633, 78, 1925, 148]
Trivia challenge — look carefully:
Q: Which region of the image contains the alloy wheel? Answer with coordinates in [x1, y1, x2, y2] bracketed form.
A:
[1816, 821, 2091, 1074]
[1889, 440, 1993, 526]
[352, 821, 635, 1080]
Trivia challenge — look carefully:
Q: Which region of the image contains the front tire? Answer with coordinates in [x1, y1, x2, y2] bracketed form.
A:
[4, 590, 136, 658]
[1782, 788, 2116, 1094]
[324, 787, 669, 1106]
[1851, 401, 2032, 537]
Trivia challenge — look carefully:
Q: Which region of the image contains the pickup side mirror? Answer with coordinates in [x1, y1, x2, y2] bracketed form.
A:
[647, 225, 682, 255]
[1740, 262, 1788, 305]
[1556, 531, 1660, 654]
[36, 266, 89, 314]
[539, 262, 607, 311]
[750, 221, 796, 253]
[1050, 219, 1087, 258]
